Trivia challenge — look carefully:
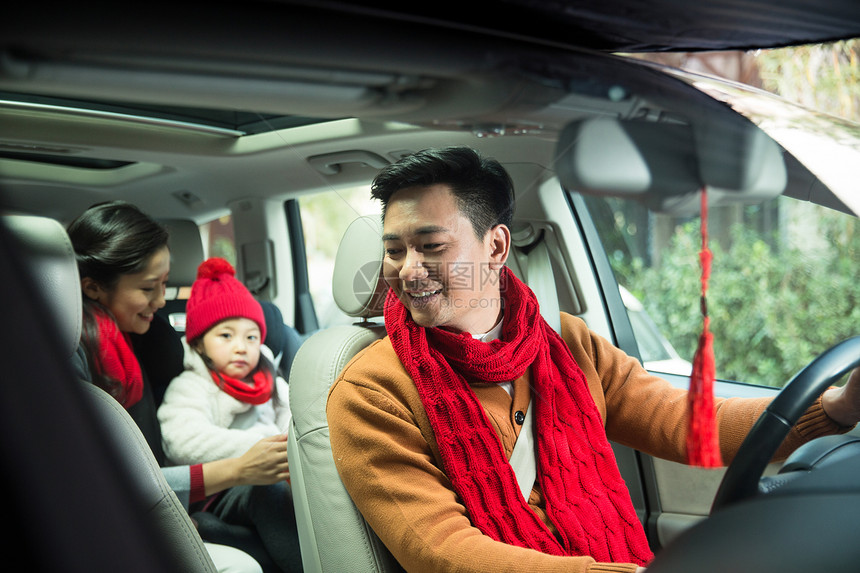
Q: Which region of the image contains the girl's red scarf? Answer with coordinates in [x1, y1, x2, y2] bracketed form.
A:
[93, 307, 143, 408]
[210, 369, 273, 405]
[385, 267, 652, 565]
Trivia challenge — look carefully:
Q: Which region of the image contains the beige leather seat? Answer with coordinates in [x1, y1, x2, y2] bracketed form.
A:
[2, 214, 218, 573]
[287, 215, 403, 572]
[158, 218, 206, 333]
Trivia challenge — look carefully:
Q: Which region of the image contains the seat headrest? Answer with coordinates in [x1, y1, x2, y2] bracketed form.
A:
[332, 215, 387, 319]
[3, 214, 82, 358]
[160, 218, 205, 287]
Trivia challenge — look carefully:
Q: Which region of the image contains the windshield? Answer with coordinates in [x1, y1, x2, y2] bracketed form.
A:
[673, 72, 860, 216]
[584, 191, 860, 387]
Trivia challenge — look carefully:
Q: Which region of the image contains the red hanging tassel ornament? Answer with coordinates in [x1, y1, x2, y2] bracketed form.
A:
[686, 188, 723, 468]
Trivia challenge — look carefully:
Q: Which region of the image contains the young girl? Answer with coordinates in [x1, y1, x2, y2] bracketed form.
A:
[158, 257, 301, 573]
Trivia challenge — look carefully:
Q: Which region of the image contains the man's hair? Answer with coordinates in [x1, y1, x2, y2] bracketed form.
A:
[370, 146, 514, 238]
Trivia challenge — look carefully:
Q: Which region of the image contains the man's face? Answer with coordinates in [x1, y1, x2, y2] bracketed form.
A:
[381, 183, 508, 334]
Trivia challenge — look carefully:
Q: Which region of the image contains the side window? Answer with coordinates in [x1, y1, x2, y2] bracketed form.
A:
[199, 214, 237, 266]
[583, 193, 859, 387]
[298, 186, 381, 328]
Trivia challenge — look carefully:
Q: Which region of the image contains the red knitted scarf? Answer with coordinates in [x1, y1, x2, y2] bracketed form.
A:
[385, 268, 652, 565]
[209, 368, 273, 405]
[93, 307, 143, 408]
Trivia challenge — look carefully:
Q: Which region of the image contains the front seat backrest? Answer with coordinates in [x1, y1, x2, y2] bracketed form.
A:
[288, 215, 403, 572]
[158, 218, 205, 333]
[3, 214, 82, 360]
[1, 214, 217, 573]
[81, 382, 218, 572]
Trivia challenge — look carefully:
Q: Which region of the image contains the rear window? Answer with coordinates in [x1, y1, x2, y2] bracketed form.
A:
[297, 186, 381, 328]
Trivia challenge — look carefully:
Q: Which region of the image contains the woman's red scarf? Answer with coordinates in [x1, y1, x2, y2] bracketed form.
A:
[92, 307, 143, 408]
[210, 369, 273, 405]
[385, 267, 653, 565]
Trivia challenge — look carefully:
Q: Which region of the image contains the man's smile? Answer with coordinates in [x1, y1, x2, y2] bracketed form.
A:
[406, 289, 441, 298]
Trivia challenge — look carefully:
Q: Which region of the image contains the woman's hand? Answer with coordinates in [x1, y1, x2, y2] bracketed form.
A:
[202, 434, 290, 496]
[233, 434, 291, 485]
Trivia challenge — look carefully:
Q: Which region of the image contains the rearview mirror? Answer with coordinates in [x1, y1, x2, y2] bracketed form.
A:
[555, 117, 787, 214]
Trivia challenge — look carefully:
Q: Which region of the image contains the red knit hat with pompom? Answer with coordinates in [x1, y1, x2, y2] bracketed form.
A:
[185, 258, 267, 343]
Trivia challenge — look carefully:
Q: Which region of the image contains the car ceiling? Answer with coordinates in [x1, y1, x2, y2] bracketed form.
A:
[3, 2, 858, 127]
[1, 2, 858, 222]
[316, 0, 860, 52]
[4, 0, 859, 53]
[0, 3, 710, 220]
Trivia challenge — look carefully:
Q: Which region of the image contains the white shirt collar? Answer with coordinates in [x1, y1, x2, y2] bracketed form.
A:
[472, 317, 504, 343]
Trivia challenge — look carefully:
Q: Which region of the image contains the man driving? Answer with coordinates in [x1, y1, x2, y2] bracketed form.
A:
[327, 146, 860, 573]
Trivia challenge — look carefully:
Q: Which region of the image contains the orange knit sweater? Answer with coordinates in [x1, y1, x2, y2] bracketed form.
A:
[327, 312, 841, 573]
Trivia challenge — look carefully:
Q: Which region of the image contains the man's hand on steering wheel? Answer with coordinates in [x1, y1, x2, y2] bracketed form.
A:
[821, 368, 860, 427]
[712, 337, 860, 512]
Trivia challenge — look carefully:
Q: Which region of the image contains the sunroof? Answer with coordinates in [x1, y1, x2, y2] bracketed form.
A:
[0, 149, 133, 169]
[0, 91, 331, 135]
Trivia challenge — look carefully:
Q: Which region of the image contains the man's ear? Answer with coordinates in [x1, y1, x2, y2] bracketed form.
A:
[80, 277, 105, 302]
[487, 224, 511, 269]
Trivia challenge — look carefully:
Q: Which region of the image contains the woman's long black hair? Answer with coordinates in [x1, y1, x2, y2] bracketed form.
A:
[67, 201, 169, 403]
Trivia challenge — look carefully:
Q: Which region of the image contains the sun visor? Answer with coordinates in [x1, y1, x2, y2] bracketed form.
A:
[555, 117, 787, 215]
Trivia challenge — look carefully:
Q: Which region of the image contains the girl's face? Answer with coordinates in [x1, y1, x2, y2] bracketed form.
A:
[84, 246, 171, 335]
[200, 317, 262, 381]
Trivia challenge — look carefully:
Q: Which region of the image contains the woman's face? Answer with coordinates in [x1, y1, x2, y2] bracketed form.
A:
[93, 246, 171, 335]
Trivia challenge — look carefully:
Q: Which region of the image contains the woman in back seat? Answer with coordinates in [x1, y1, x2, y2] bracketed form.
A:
[68, 201, 297, 573]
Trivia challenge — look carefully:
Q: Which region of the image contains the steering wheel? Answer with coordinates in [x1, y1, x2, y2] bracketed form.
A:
[711, 335, 860, 513]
